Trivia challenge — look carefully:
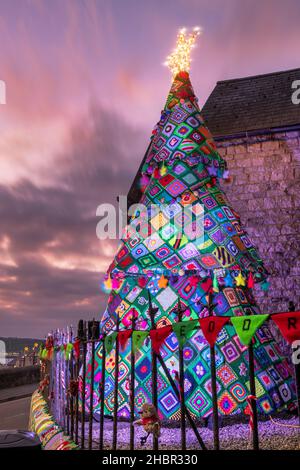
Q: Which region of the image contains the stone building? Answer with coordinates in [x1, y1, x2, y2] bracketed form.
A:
[202, 68, 300, 314]
[127, 68, 300, 315]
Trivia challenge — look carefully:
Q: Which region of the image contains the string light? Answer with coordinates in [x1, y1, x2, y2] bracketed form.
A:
[164, 26, 202, 77]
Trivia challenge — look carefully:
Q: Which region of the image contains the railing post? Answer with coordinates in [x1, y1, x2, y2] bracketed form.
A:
[130, 315, 136, 450]
[74, 321, 83, 445]
[207, 292, 220, 450]
[88, 319, 99, 450]
[148, 290, 159, 451]
[112, 315, 120, 450]
[176, 300, 186, 451]
[289, 301, 300, 426]
[80, 321, 87, 449]
[248, 339, 259, 450]
[99, 331, 106, 450]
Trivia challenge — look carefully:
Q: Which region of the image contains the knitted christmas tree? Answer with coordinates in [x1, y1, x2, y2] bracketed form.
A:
[88, 31, 296, 421]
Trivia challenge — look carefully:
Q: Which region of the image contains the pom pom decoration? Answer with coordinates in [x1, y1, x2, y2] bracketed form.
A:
[160, 162, 167, 176]
[153, 167, 160, 179]
[138, 276, 148, 288]
[102, 275, 112, 293]
[111, 278, 121, 290]
[260, 280, 270, 292]
[139, 174, 150, 192]
[189, 275, 199, 287]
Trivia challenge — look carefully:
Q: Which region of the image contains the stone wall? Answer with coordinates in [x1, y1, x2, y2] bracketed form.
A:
[218, 130, 300, 314]
[0, 365, 40, 389]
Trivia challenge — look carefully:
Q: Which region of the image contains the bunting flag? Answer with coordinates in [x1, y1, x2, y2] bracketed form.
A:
[150, 326, 173, 354]
[64, 343, 73, 361]
[231, 314, 269, 346]
[271, 311, 300, 344]
[105, 331, 118, 354]
[199, 316, 230, 347]
[172, 320, 199, 348]
[73, 339, 80, 360]
[118, 329, 133, 351]
[132, 331, 149, 354]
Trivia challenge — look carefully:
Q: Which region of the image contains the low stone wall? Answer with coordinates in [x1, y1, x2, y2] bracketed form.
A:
[218, 130, 300, 314]
[0, 365, 40, 389]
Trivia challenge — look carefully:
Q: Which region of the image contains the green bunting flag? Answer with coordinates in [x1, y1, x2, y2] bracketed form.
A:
[231, 314, 269, 346]
[172, 320, 199, 348]
[105, 332, 118, 354]
[132, 331, 149, 353]
[64, 343, 73, 361]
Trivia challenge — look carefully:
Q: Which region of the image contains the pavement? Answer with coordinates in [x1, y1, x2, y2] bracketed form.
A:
[0, 396, 32, 430]
[0, 384, 38, 431]
[0, 383, 38, 404]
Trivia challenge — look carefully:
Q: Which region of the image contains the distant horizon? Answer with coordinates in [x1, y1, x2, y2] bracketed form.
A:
[1, 0, 300, 337]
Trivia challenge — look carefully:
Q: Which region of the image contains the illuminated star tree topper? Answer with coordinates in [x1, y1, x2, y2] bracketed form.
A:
[165, 27, 202, 77]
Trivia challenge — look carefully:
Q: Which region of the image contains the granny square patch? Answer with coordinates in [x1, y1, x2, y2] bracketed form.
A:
[179, 138, 198, 153]
[178, 242, 199, 260]
[202, 196, 218, 210]
[151, 212, 169, 230]
[175, 123, 193, 138]
[198, 253, 220, 269]
[154, 245, 171, 260]
[221, 341, 239, 363]
[139, 253, 156, 267]
[169, 107, 188, 124]
[223, 206, 235, 220]
[204, 214, 217, 231]
[153, 135, 166, 151]
[218, 391, 237, 415]
[181, 101, 197, 113]
[159, 174, 175, 187]
[131, 244, 149, 259]
[165, 179, 187, 197]
[162, 254, 181, 269]
[167, 135, 182, 150]
[173, 162, 187, 175]
[157, 146, 171, 160]
[186, 116, 199, 128]
[161, 223, 177, 241]
[190, 130, 205, 145]
[229, 383, 247, 402]
[156, 286, 177, 310]
[162, 122, 176, 137]
[217, 365, 237, 386]
[210, 228, 227, 245]
[182, 173, 197, 185]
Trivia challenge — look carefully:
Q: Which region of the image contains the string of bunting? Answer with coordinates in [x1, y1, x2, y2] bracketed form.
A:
[39, 311, 300, 359]
[102, 266, 269, 293]
[103, 310, 300, 354]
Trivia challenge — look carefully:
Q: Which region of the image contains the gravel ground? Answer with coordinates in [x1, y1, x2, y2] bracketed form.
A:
[82, 416, 300, 450]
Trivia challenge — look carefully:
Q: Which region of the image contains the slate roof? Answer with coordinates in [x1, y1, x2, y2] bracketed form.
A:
[201, 68, 300, 138]
[127, 68, 300, 207]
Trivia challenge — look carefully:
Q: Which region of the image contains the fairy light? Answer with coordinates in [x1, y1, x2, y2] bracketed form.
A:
[165, 26, 202, 77]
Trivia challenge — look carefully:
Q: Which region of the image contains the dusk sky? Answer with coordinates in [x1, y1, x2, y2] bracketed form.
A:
[1, 0, 300, 338]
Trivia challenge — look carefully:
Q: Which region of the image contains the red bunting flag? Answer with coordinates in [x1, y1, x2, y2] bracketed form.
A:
[73, 339, 80, 360]
[271, 311, 300, 344]
[150, 326, 173, 354]
[199, 316, 230, 347]
[118, 329, 133, 351]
